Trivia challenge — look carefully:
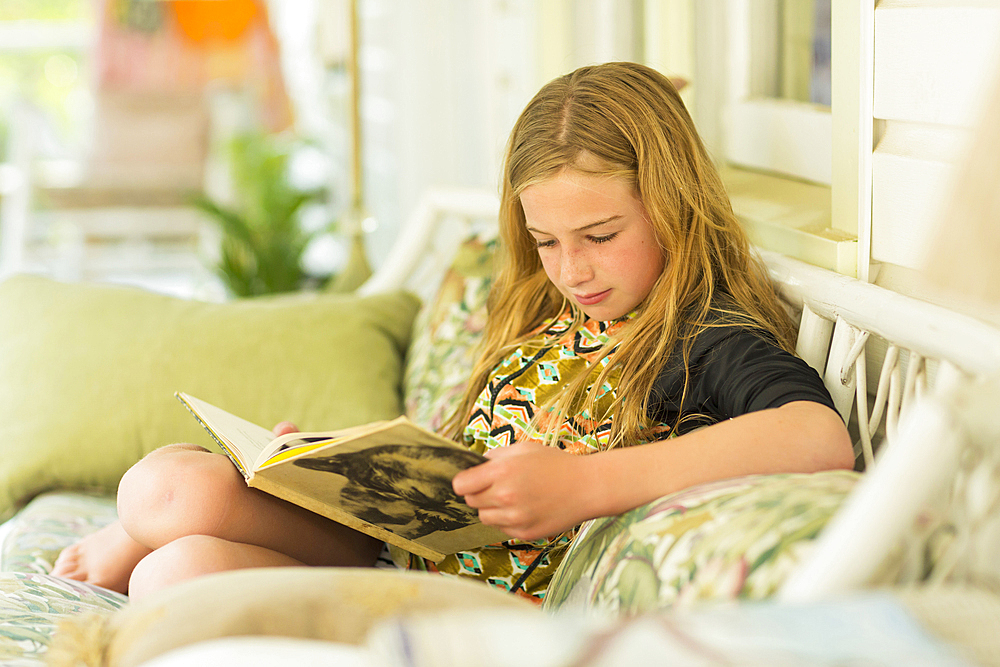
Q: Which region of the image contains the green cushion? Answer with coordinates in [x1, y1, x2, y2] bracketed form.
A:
[0, 275, 420, 520]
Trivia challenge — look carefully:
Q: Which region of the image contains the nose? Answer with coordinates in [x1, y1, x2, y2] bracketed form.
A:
[560, 247, 594, 288]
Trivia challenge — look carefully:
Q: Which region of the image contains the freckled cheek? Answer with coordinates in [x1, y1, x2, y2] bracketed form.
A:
[538, 253, 563, 287]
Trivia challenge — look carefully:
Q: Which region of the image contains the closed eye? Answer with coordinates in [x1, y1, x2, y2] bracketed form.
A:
[589, 232, 619, 244]
[535, 238, 556, 249]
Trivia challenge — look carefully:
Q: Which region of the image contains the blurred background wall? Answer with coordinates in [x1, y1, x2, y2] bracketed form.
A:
[1, 0, 998, 331]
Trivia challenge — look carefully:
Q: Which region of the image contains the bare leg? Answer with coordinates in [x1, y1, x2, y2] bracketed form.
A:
[52, 521, 151, 594]
[54, 443, 383, 596]
[127, 535, 308, 601]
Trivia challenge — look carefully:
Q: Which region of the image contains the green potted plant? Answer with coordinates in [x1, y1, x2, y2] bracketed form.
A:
[195, 131, 331, 297]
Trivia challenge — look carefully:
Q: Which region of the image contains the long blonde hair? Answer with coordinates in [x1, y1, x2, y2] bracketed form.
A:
[446, 62, 795, 447]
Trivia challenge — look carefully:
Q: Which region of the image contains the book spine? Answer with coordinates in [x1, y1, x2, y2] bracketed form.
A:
[177, 398, 251, 480]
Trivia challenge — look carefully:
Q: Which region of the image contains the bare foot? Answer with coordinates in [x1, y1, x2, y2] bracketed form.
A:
[52, 520, 152, 595]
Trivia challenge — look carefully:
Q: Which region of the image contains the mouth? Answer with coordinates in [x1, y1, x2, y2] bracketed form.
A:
[573, 289, 611, 306]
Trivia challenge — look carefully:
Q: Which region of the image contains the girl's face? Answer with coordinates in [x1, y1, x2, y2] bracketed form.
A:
[520, 169, 665, 321]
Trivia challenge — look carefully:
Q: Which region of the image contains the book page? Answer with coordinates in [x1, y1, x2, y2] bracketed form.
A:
[176, 393, 276, 477]
[177, 393, 391, 473]
[254, 419, 508, 560]
[255, 420, 392, 469]
[256, 435, 337, 468]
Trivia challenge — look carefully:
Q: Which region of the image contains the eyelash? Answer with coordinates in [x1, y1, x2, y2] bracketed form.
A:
[534, 232, 619, 249]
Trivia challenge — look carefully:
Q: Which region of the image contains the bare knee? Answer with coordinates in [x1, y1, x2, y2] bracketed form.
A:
[117, 444, 247, 548]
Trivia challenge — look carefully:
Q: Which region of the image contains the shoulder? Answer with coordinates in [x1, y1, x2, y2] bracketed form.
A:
[655, 319, 779, 390]
[650, 311, 835, 426]
[676, 306, 785, 366]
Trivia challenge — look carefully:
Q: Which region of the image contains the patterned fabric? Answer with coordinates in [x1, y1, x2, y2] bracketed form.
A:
[0, 492, 123, 666]
[410, 308, 661, 602]
[402, 234, 495, 433]
[389, 232, 496, 570]
[1, 492, 119, 575]
[0, 572, 126, 666]
[464, 307, 633, 455]
[542, 470, 861, 615]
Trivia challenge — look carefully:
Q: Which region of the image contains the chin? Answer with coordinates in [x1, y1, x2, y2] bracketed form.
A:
[580, 305, 629, 321]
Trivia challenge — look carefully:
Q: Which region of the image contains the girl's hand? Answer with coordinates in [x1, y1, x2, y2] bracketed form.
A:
[453, 440, 595, 541]
[272, 422, 299, 437]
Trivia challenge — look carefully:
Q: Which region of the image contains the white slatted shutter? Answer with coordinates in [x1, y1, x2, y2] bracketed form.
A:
[869, 1, 1000, 273]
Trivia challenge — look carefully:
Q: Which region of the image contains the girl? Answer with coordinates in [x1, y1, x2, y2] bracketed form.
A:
[54, 62, 853, 602]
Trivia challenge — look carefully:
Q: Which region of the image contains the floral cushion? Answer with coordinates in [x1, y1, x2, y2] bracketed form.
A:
[543, 470, 861, 615]
[402, 232, 496, 432]
[1, 492, 119, 575]
[0, 572, 127, 666]
[0, 492, 123, 666]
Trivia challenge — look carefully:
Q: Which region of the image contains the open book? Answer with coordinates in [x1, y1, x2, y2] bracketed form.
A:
[175, 392, 509, 562]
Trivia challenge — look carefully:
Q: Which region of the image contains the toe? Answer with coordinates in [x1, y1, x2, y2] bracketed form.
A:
[52, 546, 81, 578]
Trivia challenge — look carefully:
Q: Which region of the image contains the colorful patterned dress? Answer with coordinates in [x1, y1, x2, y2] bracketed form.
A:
[406, 307, 652, 602]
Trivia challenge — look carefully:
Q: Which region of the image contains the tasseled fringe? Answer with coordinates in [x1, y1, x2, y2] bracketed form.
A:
[45, 612, 115, 667]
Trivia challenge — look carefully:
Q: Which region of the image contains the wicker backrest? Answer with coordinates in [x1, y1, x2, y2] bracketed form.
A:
[767, 250, 1000, 600]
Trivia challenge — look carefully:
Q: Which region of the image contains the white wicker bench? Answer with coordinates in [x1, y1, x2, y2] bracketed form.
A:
[373, 187, 1000, 604]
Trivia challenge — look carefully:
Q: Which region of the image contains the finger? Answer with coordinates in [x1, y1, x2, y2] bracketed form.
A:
[460, 489, 494, 509]
[476, 507, 521, 529]
[272, 421, 299, 437]
[476, 508, 543, 540]
[452, 462, 494, 496]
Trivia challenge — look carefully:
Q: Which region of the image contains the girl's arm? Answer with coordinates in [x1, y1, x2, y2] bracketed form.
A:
[453, 400, 854, 541]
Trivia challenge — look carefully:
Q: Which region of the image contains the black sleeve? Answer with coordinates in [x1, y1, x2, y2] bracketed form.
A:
[649, 325, 837, 434]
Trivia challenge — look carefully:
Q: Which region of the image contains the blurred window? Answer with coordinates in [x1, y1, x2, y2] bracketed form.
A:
[0, 0, 95, 161]
[750, 0, 830, 106]
[725, 0, 832, 185]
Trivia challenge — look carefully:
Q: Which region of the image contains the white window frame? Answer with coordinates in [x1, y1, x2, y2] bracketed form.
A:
[671, 0, 856, 276]
[831, 0, 875, 281]
[722, 0, 832, 186]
